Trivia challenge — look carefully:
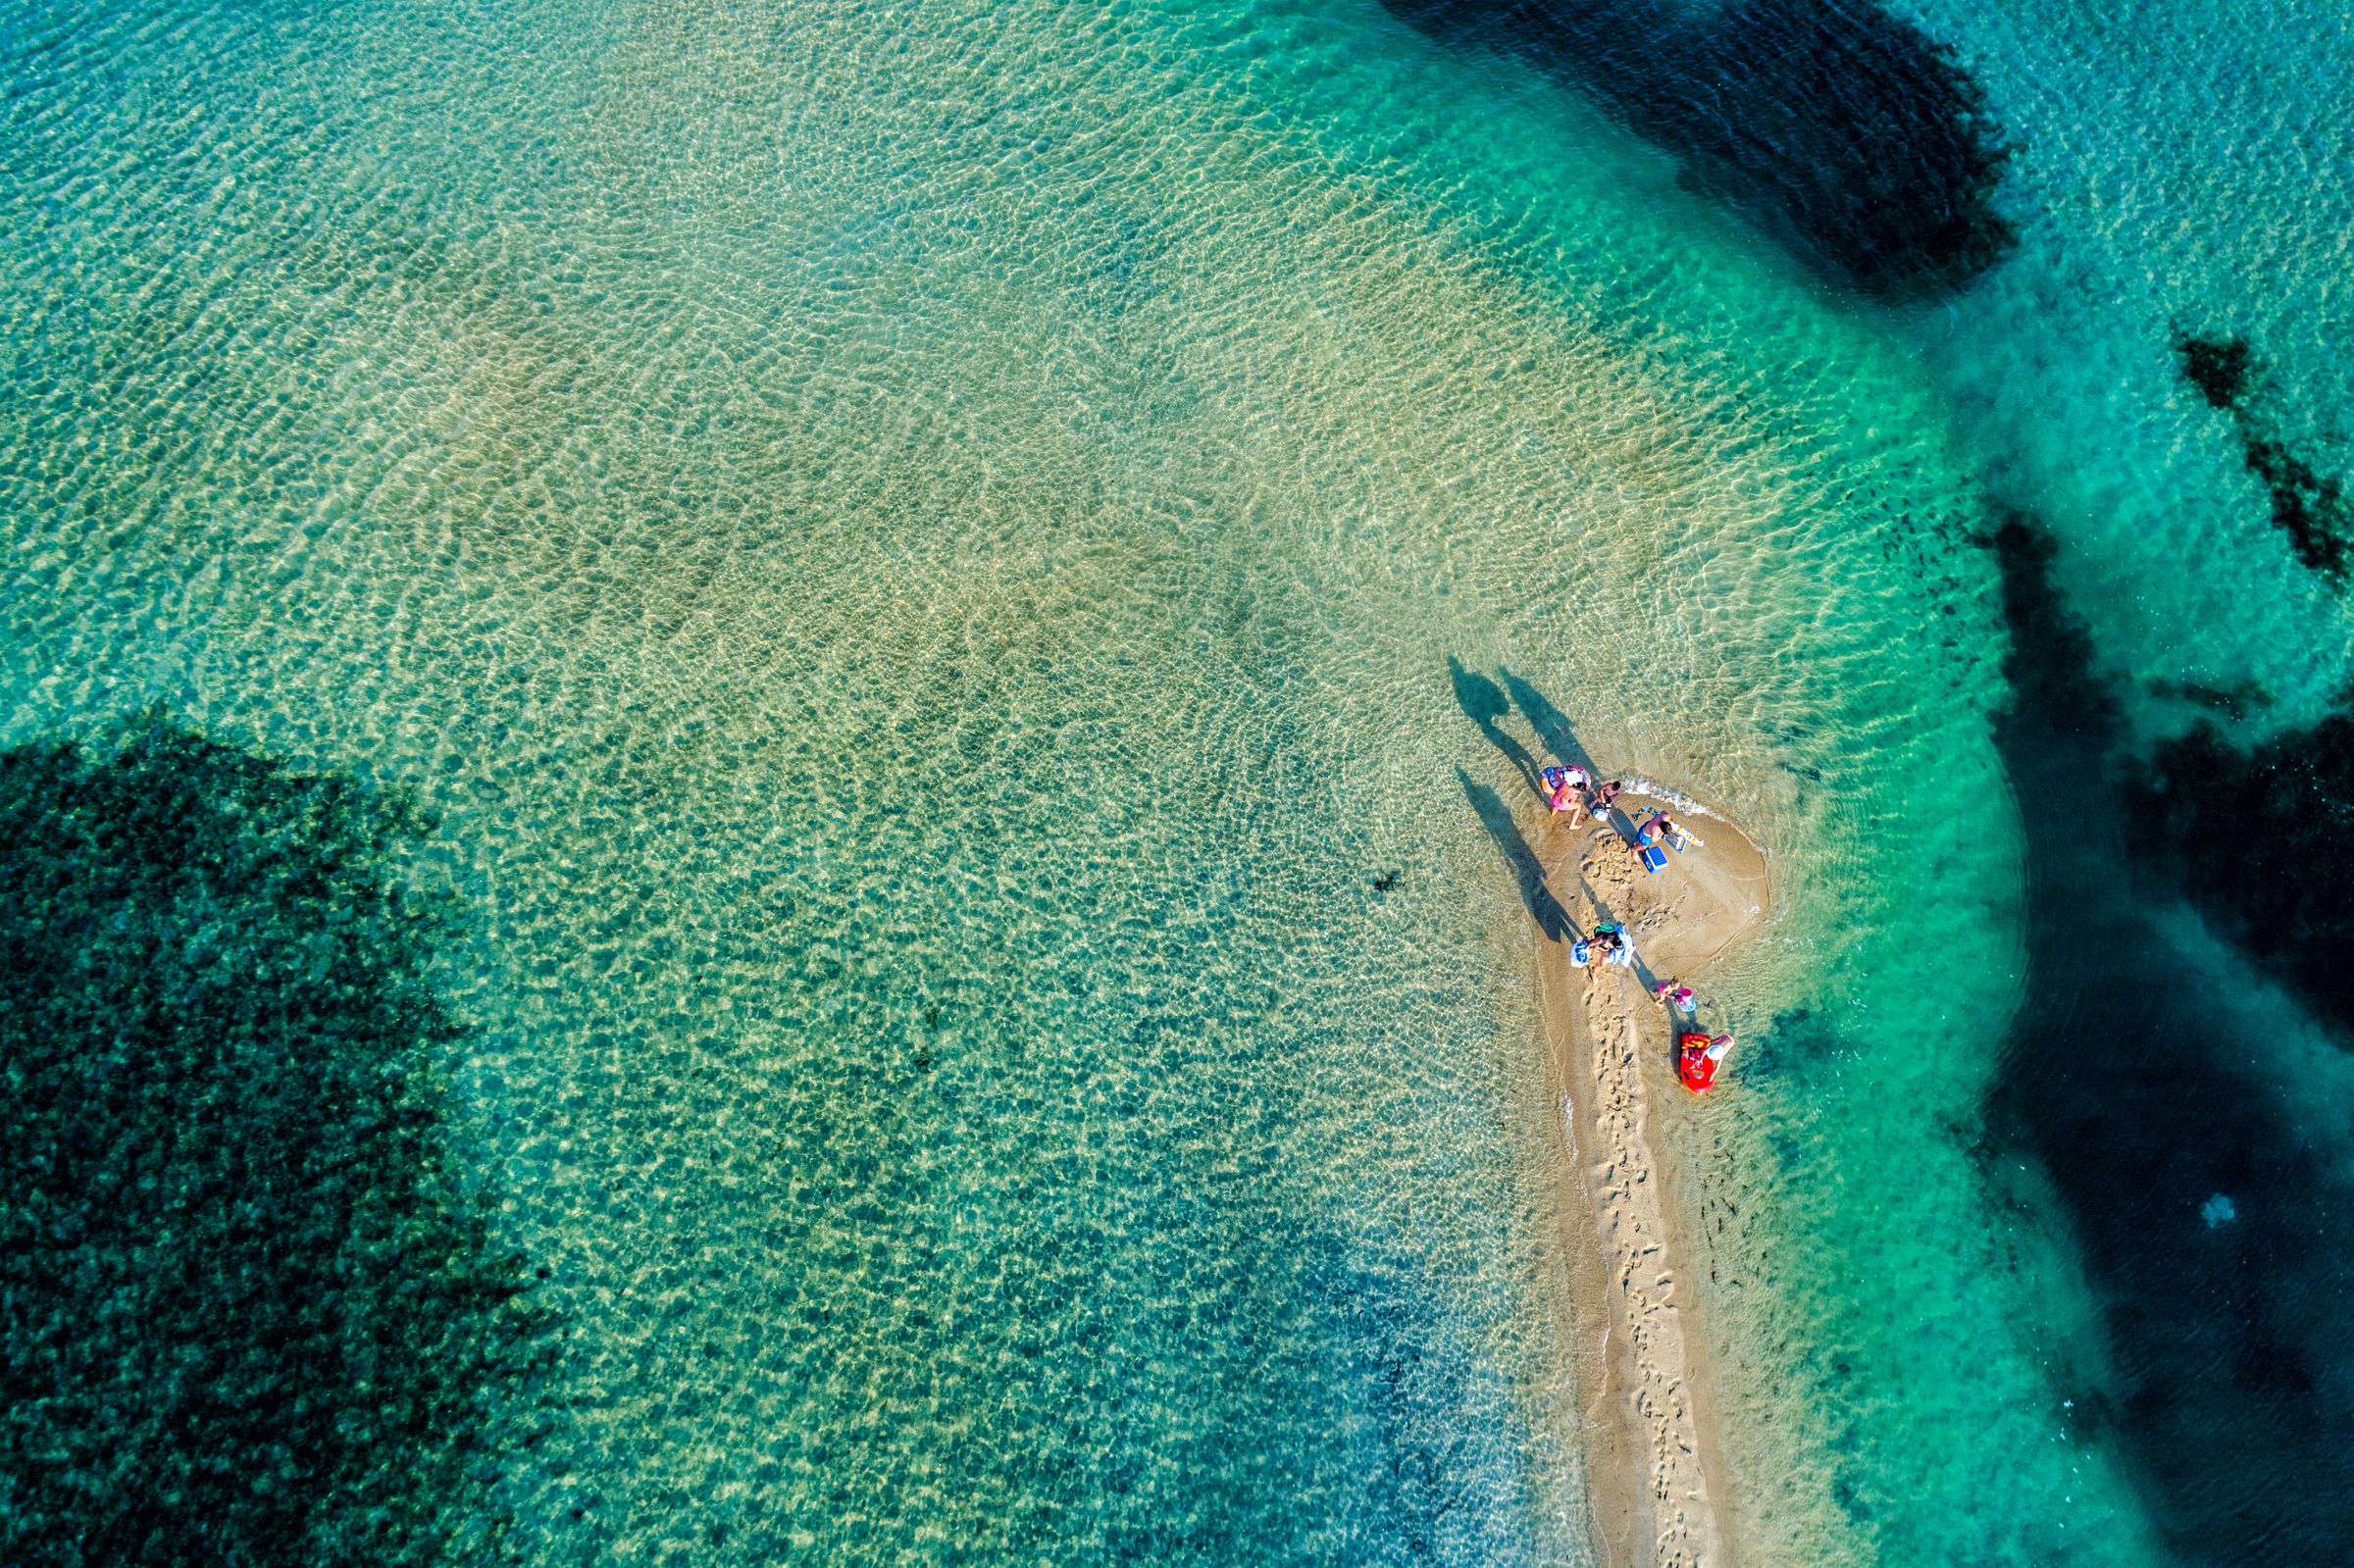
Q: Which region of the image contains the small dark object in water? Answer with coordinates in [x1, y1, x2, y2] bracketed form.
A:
[2145, 677, 2274, 720]
[1371, 869, 1403, 892]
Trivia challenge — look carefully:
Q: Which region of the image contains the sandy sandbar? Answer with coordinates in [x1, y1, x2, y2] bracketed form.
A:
[1530, 790, 1770, 1568]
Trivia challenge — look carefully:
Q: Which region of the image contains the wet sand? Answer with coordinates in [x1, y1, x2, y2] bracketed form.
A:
[1532, 791, 1770, 1568]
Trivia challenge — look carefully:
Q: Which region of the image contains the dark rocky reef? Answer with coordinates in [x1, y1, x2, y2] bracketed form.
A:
[2128, 711, 2354, 1021]
[2176, 333, 2252, 410]
[1983, 519, 2354, 1562]
[0, 721, 551, 1568]
[2243, 437, 2350, 583]
[1384, 0, 2018, 298]
[2175, 332, 2351, 583]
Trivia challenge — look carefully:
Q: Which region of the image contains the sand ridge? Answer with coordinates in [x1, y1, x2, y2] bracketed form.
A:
[1537, 793, 1769, 1568]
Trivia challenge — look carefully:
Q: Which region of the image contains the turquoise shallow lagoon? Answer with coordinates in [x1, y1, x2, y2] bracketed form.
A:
[4, 0, 2351, 1563]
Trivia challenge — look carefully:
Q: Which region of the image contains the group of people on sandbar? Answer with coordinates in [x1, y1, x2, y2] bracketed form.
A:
[1538, 760, 1735, 1096]
[1542, 764, 1698, 863]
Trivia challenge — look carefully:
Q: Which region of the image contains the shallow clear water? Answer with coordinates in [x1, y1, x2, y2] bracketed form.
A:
[4, 0, 2349, 1563]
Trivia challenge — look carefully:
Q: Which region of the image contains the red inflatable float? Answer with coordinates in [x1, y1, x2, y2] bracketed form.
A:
[1678, 1033, 1731, 1095]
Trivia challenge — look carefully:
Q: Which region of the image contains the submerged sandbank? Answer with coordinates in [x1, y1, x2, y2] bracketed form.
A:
[1530, 791, 1770, 1568]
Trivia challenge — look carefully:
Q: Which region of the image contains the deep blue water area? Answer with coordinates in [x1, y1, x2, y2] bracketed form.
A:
[2131, 714, 2354, 1020]
[1987, 523, 2354, 1564]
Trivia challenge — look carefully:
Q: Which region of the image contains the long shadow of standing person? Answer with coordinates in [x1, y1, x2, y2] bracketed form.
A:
[1450, 657, 1542, 796]
[1459, 768, 1569, 941]
[1500, 669, 1594, 779]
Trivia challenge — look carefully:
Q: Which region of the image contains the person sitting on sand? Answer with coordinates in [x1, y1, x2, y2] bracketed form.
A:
[1590, 924, 1635, 968]
[1655, 979, 1696, 1014]
[1540, 763, 1590, 821]
[1589, 779, 1624, 817]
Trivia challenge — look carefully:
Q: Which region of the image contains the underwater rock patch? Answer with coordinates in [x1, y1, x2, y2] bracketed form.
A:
[2242, 438, 2350, 583]
[2175, 331, 2352, 584]
[2176, 333, 2252, 410]
[1384, 0, 2018, 298]
[0, 720, 551, 1568]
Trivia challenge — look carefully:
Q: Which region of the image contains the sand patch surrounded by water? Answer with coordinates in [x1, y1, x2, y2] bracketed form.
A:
[1533, 792, 1769, 1568]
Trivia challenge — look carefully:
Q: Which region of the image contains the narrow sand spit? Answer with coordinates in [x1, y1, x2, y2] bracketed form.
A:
[1533, 792, 1770, 1568]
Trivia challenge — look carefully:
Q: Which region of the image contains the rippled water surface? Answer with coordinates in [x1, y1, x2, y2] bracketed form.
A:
[6, 0, 2351, 1563]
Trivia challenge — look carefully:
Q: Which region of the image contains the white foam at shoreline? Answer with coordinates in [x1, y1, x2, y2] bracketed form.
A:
[1615, 776, 1728, 826]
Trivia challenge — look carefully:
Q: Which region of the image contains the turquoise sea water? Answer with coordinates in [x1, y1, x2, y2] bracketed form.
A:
[4, 0, 2350, 1563]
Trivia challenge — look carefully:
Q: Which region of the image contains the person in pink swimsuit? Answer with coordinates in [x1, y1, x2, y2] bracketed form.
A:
[1541, 763, 1591, 824]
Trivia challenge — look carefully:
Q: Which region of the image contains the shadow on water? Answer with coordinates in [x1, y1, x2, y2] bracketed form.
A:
[1983, 519, 2354, 1562]
[1451, 656, 1542, 794]
[1458, 767, 1568, 941]
[1456, 663, 1633, 950]
[1500, 669, 1592, 779]
[1380, 0, 2016, 299]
